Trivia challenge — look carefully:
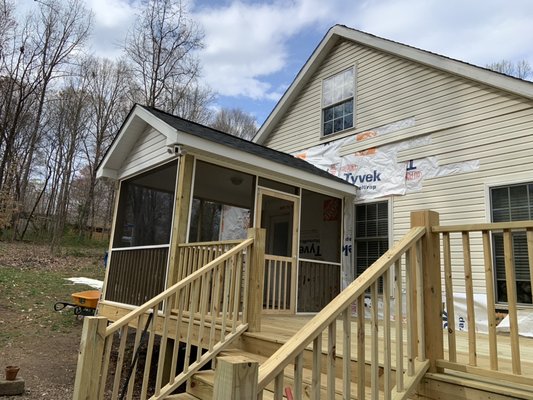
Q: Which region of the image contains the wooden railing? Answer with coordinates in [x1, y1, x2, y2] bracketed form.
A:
[433, 220, 533, 385]
[174, 240, 243, 284]
[73, 228, 265, 400]
[254, 220, 432, 399]
[263, 255, 294, 313]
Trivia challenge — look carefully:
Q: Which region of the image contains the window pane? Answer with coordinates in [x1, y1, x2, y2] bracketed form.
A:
[334, 117, 343, 132]
[491, 187, 509, 209]
[324, 107, 333, 122]
[510, 185, 528, 208]
[322, 68, 354, 108]
[333, 104, 344, 119]
[344, 99, 353, 114]
[324, 121, 333, 135]
[343, 114, 353, 130]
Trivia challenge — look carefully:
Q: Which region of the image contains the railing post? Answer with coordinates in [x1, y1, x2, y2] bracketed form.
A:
[410, 210, 443, 372]
[212, 356, 258, 399]
[247, 227, 266, 332]
[72, 316, 108, 400]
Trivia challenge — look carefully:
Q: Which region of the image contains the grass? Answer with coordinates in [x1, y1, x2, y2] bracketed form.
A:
[0, 241, 106, 347]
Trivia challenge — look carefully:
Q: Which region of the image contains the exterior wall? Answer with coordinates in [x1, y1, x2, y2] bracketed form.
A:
[118, 127, 174, 179]
[263, 38, 533, 294]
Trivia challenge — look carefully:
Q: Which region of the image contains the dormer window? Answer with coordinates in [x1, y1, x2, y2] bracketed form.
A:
[322, 67, 355, 137]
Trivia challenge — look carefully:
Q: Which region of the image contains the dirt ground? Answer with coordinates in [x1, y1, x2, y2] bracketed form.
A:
[0, 241, 105, 399]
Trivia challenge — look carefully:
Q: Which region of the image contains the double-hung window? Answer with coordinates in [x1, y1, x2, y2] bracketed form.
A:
[322, 67, 355, 136]
[490, 182, 533, 305]
[355, 201, 389, 290]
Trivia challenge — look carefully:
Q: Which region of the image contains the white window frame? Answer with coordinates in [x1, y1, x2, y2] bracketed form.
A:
[321, 66, 356, 138]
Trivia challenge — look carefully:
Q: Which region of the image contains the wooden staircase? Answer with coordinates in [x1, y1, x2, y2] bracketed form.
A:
[72, 213, 533, 400]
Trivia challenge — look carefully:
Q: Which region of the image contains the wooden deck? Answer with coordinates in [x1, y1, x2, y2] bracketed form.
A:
[242, 314, 533, 378]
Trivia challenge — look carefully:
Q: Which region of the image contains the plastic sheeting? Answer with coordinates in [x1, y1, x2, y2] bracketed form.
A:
[293, 117, 479, 200]
[65, 277, 103, 290]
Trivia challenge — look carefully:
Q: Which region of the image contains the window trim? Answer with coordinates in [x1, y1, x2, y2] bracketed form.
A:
[321, 66, 356, 139]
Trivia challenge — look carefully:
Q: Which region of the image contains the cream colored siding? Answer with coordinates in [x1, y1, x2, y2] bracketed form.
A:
[264, 37, 533, 297]
[391, 110, 533, 293]
[265, 39, 530, 156]
[119, 127, 173, 179]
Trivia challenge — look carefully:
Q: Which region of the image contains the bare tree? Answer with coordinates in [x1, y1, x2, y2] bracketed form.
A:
[1, 0, 92, 239]
[170, 84, 214, 124]
[486, 59, 533, 80]
[210, 107, 258, 140]
[77, 56, 131, 238]
[124, 0, 203, 111]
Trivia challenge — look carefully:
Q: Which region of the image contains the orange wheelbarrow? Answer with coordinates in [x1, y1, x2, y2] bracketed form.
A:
[54, 290, 100, 316]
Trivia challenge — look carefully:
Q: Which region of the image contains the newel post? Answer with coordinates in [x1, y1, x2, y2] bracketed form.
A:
[247, 227, 265, 332]
[212, 356, 258, 399]
[72, 316, 108, 400]
[410, 210, 443, 372]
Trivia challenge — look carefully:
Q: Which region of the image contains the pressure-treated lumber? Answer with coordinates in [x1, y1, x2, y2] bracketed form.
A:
[410, 210, 443, 372]
[247, 228, 265, 332]
[72, 316, 108, 400]
[212, 355, 258, 400]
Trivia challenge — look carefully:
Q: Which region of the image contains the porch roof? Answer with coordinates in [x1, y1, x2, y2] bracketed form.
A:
[97, 104, 355, 196]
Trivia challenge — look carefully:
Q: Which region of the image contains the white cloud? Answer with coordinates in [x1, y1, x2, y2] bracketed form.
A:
[193, 0, 345, 100]
[351, 0, 533, 66]
[85, 0, 139, 59]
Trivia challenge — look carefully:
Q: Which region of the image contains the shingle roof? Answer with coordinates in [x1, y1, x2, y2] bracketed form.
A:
[141, 105, 352, 187]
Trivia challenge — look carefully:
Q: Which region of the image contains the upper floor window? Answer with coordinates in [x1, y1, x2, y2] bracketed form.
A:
[322, 67, 355, 137]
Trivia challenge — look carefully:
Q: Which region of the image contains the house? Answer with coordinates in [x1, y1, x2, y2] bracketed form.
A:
[73, 25, 533, 400]
[96, 104, 356, 318]
[254, 24, 533, 308]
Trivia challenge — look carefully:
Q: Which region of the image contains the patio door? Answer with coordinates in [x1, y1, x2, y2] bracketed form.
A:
[256, 188, 299, 314]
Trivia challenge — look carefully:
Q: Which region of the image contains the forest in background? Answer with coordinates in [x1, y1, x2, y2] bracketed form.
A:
[1, 0, 530, 252]
[0, 0, 257, 250]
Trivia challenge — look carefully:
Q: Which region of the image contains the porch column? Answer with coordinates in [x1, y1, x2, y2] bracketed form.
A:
[167, 153, 195, 287]
[410, 210, 444, 372]
[247, 227, 266, 332]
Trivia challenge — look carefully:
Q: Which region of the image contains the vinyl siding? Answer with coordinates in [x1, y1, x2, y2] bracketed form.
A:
[119, 127, 173, 179]
[263, 38, 533, 296]
[392, 110, 533, 293]
[264, 39, 531, 155]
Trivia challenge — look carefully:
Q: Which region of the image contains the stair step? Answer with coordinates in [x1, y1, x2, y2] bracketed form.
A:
[187, 348, 367, 400]
[165, 393, 200, 400]
[188, 370, 275, 400]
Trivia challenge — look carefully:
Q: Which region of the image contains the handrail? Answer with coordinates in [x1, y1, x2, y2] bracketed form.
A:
[433, 220, 533, 233]
[105, 237, 253, 336]
[257, 226, 426, 390]
[73, 233, 263, 400]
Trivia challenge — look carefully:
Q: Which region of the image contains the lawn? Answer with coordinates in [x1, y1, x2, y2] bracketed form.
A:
[0, 241, 106, 399]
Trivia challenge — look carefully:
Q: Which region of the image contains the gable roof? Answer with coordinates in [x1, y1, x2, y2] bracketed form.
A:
[253, 24, 533, 144]
[97, 104, 354, 194]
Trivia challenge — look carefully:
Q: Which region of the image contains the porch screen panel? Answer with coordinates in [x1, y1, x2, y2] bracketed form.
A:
[106, 161, 177, 306]
[113, 161, 177, 248]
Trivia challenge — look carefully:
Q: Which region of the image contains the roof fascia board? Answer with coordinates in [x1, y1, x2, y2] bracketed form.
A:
[338, 27, 533, 100]
[179, 132, 355, 196]
[97, 105, 179, 179]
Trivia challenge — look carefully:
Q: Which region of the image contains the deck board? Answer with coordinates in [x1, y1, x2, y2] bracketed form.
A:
[250, 315, 533, 378]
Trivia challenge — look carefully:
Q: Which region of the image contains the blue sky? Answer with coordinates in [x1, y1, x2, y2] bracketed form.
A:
[17, 0, 533, 125]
